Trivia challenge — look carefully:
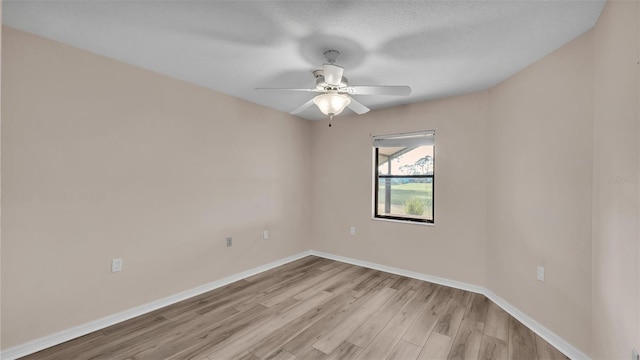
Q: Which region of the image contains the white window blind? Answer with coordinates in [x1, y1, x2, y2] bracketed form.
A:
[372, 131, 435, 148]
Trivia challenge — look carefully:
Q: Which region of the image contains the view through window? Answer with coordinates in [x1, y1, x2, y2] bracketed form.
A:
[373, 131, 434, 223]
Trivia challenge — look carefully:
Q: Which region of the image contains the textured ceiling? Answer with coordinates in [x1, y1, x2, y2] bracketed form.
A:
[3, 1, 606, 121]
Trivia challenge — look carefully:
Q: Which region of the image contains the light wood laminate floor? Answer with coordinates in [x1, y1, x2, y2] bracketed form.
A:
[21, 256, 569, 360]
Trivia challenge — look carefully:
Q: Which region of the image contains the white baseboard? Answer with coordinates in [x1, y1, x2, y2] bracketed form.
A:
[2, 249, 588, 360]
[0, 250, 312, 360]
[310, 250, 589, 360]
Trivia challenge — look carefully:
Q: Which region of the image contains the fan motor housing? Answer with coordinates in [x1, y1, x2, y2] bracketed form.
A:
[313, 69, 348, 90]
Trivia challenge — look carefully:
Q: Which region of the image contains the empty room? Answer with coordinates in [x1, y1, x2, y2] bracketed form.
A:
[1, 1, 639, 359]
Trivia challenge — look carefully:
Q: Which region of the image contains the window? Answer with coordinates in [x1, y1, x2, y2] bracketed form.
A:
[373, 131, 435, 224]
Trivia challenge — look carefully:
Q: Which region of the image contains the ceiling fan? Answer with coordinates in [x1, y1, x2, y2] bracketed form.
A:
[257, 50, 411, 126]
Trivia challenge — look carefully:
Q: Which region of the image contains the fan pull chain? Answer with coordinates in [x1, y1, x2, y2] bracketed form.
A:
[329, 115, 333, 127]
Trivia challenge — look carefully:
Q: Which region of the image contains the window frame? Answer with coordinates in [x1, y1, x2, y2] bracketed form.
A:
[372, 131, 435, 225]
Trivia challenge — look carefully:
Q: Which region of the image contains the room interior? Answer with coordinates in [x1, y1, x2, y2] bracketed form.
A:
[1, 1, 639, 359]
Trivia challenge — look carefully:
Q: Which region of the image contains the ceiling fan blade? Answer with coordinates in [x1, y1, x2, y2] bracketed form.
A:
[290, 99, 315, 115]
[255, 87, 319, 92]
[346, 85, 412, 96]
[323, 64, 344, 86]
[347, 96, 370, 115]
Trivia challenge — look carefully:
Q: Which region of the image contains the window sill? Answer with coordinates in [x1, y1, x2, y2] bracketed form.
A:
[371, 216, 435, 226]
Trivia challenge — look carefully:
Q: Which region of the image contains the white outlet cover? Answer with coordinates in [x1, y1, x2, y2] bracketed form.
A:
[537, 266, 545, 281]
[111, 258, 123, 273]
[350, 227, 356, 235]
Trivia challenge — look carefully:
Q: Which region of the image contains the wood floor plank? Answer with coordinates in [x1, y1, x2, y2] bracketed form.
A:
[164, 268, 305, 320]
[402, 286, 449, 346]
[296, 347, 327, 360]
[478, 335, 508, 360]
[243, 257, 324, 284]
[124, 300, 242, 359]
[418, 332, 454, 360]
[189, 355, 212, 360]
[146, 279, 253, 320]
[165, 298, 303, 359]
[351, 270, 393, 297]
[121, 302, 241, 359]
[317, 259, 341, 272]
[312, 287, 397, 354]
[406, 278, 428, 289]
[354, 282, 440, 358]
[433, 289, 471, 338]
[291, 263, 361, 301]
[323, 267, 375, 295]
[261, 349, 296, 360]
[101, 313, 169, 338]
[234, 352, 260, 360]
[260, 263, 349, 307]
[249, 291, 353, 359]
[281, 276, 391, 356]
[534, 334, 568, 360]
[324, 341, 363, 360]
[388, 275, 413, 290]
[21, 331, 107, 360]
[156, 297, 299, 360]
[71, 304, 225, 359]
[484, 301, 509, 342]
[20, 257, 568, 360]
[387, 339, 422, 360]
[354, 287, 426, 360]
[347, 285, 416, 347]
[49, 312, 176, 360]
[204, 291, 335, 359]
[226, 270, 322, 312]
[449, 288, 468, 300]
[190, 270, 309, 317]
[412, 282, 439, 304]
[464, 294, 490, 323]
[436, 286, 454, 299]
[447, 318, 484, 360]
[509, 317, 538, 360]
[152, 302, 286, 360]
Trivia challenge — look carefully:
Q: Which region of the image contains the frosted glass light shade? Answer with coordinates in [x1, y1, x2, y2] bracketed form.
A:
[313, 92, 351, 116]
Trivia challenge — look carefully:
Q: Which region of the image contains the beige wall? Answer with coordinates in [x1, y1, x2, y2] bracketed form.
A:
[0, 27, 312, 348]
[486, 27, 594, 353]
[591, 1, 640, 358]
[310, 92, 489, 286]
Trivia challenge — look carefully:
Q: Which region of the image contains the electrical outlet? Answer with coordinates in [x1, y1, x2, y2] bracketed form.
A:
[537, 266, 545, 282]
[632, 348, 639, 360]
[350, 226, 356, 235]
[111, 258, 123, 273]
[226, 237, 232, 247]
[263, 230, 269, 240]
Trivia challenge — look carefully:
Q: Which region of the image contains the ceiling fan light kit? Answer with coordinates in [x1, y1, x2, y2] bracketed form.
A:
[312, 91, 351, 117]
